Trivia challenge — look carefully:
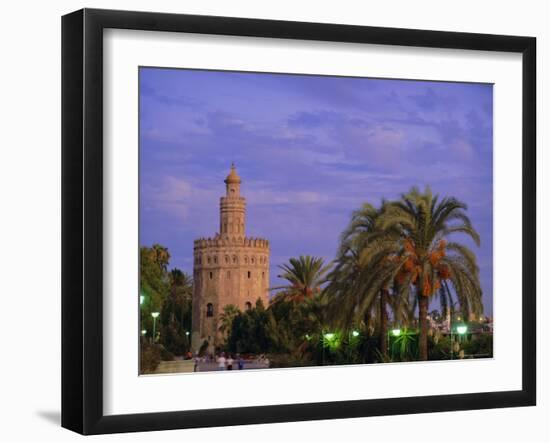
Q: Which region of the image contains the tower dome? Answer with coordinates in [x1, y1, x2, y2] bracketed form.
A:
[224, 163, 241, 184]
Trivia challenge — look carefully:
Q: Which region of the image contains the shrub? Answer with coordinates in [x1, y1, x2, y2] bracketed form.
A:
[461, 333, 493, 358]
[140, 341, 161, 374]
[268, 353, 316, 368]
[159, 345, 175, 361]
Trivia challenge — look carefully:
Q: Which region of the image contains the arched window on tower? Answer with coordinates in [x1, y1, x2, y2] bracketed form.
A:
[232, 255, 237, 264]
[245, 301, 252, 311]
[206, 303, 214, 317]
[247, 271, 251, 279]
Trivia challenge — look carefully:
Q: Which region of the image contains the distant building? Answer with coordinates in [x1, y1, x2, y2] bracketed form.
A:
[191, 165, 270, 352]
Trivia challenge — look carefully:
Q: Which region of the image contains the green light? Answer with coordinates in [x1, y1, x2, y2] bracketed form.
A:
[351, 330, 360, 337]
[391, 328, 401, 336]
[456, 325, 467, 335]
[305, 334, 311, 340]
[140, 294, 145, 306]
[141, 329, 147, 335]
[324, 332, 335, 340]
[151, 312, 160, 319]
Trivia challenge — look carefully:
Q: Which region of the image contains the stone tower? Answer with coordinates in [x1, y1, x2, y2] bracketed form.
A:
[191, 164, 270, 352]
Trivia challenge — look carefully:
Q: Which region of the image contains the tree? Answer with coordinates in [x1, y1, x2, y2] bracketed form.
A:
[140, 245, 171, 339]
[227, 299, 273, 354]
[270, 256, 330, 304]
[160, 268, 193, 355]
[379, 187, 483, 360]
[325, 203, 409, 359]
[219, 304, 240, 339]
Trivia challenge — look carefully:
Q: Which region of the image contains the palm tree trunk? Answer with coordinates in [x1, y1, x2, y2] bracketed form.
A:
[380, 289, 388, 358]
[418, 295, 429, 361]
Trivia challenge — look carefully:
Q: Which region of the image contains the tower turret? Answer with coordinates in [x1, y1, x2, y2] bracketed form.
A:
[220, 163, 246, 236]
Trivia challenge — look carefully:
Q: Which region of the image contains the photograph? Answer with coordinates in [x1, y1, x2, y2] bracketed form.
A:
[138, 67, 494, 375]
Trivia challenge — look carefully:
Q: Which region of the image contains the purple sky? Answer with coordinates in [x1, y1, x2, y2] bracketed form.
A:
[139, 68, 493, 316]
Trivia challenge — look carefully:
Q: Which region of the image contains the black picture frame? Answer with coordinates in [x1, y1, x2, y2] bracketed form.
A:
[62, 8, 536, 435]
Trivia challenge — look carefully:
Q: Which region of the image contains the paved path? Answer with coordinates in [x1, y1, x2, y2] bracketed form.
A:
[154, 359, 195, 374]
[153, 359, 269, 374]
[195, 361, 269, 372]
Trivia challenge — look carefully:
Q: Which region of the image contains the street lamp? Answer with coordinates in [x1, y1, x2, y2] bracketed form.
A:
[391, 328, 401, 337]
[151, 312, 160, 343]
[322, 332, 336, 365]
[141, 329, 147, 336]
[456, 324, 467, 346]
[351, 330, 360, 337]
[139, 294, 145, 306]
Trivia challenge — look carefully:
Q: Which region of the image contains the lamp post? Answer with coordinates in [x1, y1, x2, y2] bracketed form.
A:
[456, 324, 467, 344]
[451, 324, 468, 359]
[387, 328, 401, 355]
[322, 332, 335, 365]
[347, 330, 359, 362]
[151, 312, 160, 343]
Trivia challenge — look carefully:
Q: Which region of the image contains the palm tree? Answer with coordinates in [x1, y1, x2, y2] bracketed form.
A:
[325, 203, 410, 358]
[270, 256, 331, 304]
[151, 244, 170, 271]
[218, 304, 241, 338]
[167, 270, 193, 326]
[379, 187, 483, 360]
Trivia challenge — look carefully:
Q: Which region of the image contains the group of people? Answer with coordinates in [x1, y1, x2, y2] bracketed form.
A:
[216, 352, 244, 370]
[191, 352, 271, 372]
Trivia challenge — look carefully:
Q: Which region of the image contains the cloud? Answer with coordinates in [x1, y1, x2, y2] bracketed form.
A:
[139, 68, 494, 313]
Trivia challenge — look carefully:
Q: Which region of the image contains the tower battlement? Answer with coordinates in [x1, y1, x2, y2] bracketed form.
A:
[193, 236, 269, 250]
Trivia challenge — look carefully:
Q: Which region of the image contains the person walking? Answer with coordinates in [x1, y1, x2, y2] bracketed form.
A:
[216, 352, 226, 371]
[237, 354, 244, 370]
[227, 355, 234, 370]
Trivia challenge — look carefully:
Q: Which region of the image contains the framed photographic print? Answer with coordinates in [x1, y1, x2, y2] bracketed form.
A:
[61, 8, 536, 435]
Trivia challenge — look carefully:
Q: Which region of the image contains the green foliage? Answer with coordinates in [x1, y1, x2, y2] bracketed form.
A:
[219, 304, 241, 338]
[160, 268, 193, 355]
[460, 333, 493, 358]
[271, 256, 330, 303]
[390, 330, 419, 361]
[226, 299, 273, 354]
[140, 245, 193, 357]
[428, 334, 453, 360]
